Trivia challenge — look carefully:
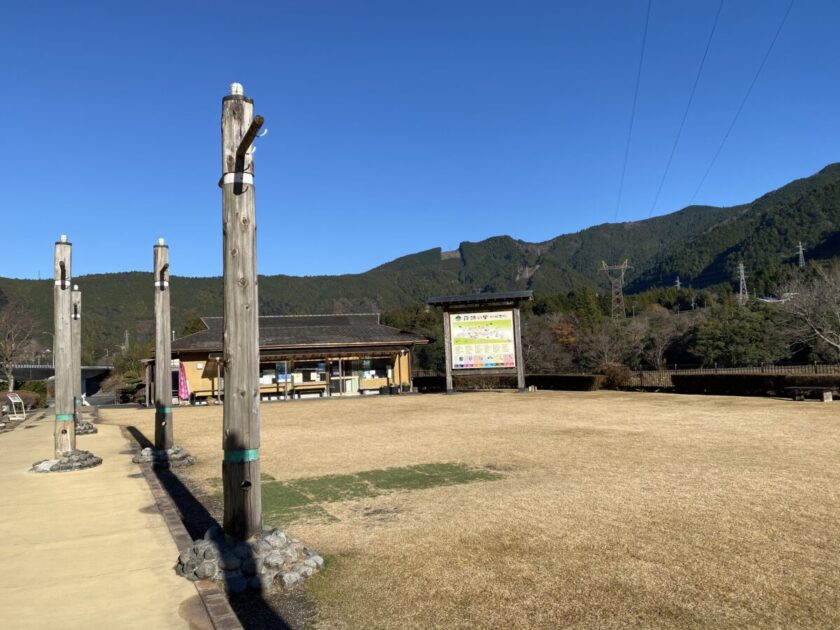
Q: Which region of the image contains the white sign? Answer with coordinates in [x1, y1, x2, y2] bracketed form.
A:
[450, 311, 516, 369]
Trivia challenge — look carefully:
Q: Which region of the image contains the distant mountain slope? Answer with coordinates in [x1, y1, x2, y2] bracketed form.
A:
[3, 163, 840, 357]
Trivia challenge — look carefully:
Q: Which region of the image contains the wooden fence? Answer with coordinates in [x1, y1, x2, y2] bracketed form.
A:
[627, 364, 840, 389]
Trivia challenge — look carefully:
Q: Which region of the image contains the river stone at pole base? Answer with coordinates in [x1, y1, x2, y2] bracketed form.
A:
[175, 525, 323, 592]
[30, 449, 103, 473]
[132, 445, 196, 469]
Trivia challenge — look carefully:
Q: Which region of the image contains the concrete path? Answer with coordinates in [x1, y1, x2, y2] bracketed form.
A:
[0, 413, 211, 629]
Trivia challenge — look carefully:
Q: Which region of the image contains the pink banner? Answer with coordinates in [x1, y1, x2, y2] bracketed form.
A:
[178, 362, 190, 401]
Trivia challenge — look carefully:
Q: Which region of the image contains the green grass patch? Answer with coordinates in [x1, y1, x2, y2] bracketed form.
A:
[207, 462, 502, 525]
[288, 473, 379, 503]
[409, 462, 502, 485]
[356, 466, 441, 491]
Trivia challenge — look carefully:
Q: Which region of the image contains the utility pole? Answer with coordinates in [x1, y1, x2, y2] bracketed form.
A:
[53, 236, 75, 455]
[154, 238, 174, 451]
[600, 260, 630, 319]
[71, 285, 82, 423]
[221, 82, 265, 541]
[798, 241, 805, 268]
[738, 262, 748, 307]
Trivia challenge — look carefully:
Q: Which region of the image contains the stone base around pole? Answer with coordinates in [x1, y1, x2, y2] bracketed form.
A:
[30, 449, 103, 473]
[132, 445, 196, 469]
[176, 525, 324, 593]
[75, 421, 98, 435]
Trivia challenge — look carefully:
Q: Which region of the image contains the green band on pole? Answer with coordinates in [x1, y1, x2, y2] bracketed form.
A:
[56, 414, 75, 421]
[158, 407, 172, 414]
[224, 448, 259, 463]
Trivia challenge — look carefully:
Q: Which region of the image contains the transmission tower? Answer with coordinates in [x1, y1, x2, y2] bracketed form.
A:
[737, 262, 748, 307]
[798, 241, 805, 268]
[601, 260, 631, 319]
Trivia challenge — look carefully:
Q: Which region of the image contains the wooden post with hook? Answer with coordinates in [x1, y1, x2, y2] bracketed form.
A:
[71, 285, 82, 422]
[53, 236, 75, 455]
[154, 239, 174, 450]
[221, 82, 263, 541]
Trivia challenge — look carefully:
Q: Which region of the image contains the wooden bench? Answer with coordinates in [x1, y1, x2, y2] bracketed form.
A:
[783, 386, 836, 402]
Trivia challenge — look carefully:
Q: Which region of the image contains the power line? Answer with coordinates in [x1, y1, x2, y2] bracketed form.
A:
[648, 0, 724, 217]
[689, 0, 795, 203]
[614, 0, 652, 221]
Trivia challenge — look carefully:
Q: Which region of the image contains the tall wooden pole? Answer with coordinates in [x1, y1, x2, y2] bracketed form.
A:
[54, 236, 75, 455]
[513, 307, 526, 390]
[154, 238, 174, 450]
[71, 285, 82, 421]
[221, 82, 263, 541]
[443, 310, 454, 393]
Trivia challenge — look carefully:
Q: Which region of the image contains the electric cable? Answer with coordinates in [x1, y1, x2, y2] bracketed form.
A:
[614, 0, 653, 221]
[689, 0, 795, 203]
[648, 0, 724, 217]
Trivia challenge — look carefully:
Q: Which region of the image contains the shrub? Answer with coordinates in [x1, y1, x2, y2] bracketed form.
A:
[602, 364, 631, 390]
[525, 374, 605, 391]
[414, 376, 445, 393]
[18, 380, 48, 408]
[454, 375, 518, 390]
[4, 390, 41, 410]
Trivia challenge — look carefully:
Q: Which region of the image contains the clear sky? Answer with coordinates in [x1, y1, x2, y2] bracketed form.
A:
[1, 0, 837, 279]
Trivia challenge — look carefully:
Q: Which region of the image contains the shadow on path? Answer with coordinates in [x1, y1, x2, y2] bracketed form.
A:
[125, 426, 293, 630]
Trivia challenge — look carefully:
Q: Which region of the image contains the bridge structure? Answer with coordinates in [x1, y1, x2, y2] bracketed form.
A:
[9, 364, 112, 396]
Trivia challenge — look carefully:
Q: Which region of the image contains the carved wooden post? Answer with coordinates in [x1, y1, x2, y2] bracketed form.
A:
[154, 238, 174, 450]
[54, 236, 75, 455]
[221, 82, 264, 540]
[71, 285, 82, 420]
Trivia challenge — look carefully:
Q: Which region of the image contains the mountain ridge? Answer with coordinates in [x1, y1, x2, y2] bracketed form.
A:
[2, 162, 840, 357]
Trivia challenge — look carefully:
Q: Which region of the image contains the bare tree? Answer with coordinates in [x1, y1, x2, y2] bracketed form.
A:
[781, 265, 840, 360]
[642, 308, 696, 370]
[577, 317, 646, 370]
[0, 304, 36, 391]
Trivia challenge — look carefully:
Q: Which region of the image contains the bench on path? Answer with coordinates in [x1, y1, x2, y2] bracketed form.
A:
[783, 386, 837, 402]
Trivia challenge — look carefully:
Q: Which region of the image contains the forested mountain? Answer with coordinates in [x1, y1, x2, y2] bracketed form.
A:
[2, 163, 840, 359]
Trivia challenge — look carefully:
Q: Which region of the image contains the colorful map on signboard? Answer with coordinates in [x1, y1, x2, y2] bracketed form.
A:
[450, 311, 516, 369]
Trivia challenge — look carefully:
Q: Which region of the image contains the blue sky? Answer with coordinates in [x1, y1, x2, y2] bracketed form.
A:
[1, 0, 837, 279]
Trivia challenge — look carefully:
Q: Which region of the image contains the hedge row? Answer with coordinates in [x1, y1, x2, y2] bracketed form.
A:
[526, 374, 605, 391]
[672, 374, 840, 396]
[413, 374, 606, 392]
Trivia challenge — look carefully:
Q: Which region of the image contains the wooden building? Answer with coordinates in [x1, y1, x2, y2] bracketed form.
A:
[147, 313, 428, 404]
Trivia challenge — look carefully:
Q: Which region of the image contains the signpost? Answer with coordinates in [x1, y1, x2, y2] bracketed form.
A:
[428, 292, 532, 393]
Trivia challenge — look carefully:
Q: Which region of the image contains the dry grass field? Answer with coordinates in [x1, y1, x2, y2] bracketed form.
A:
[101, 391, 840, 629]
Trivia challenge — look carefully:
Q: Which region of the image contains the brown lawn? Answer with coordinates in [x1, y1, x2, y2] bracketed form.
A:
[101, 391, 840, 629]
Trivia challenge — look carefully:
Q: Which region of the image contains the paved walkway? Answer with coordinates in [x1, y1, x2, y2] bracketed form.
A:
[0, 413, 211, 629]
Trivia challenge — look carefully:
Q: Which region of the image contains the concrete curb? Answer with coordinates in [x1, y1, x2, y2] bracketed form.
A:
[138, 461, 244, 630]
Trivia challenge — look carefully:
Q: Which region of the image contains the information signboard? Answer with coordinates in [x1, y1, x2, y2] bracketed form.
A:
[449, 310, 516, 369]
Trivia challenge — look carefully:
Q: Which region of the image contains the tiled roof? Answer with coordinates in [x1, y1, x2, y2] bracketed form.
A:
[171, 313, 428, 352]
